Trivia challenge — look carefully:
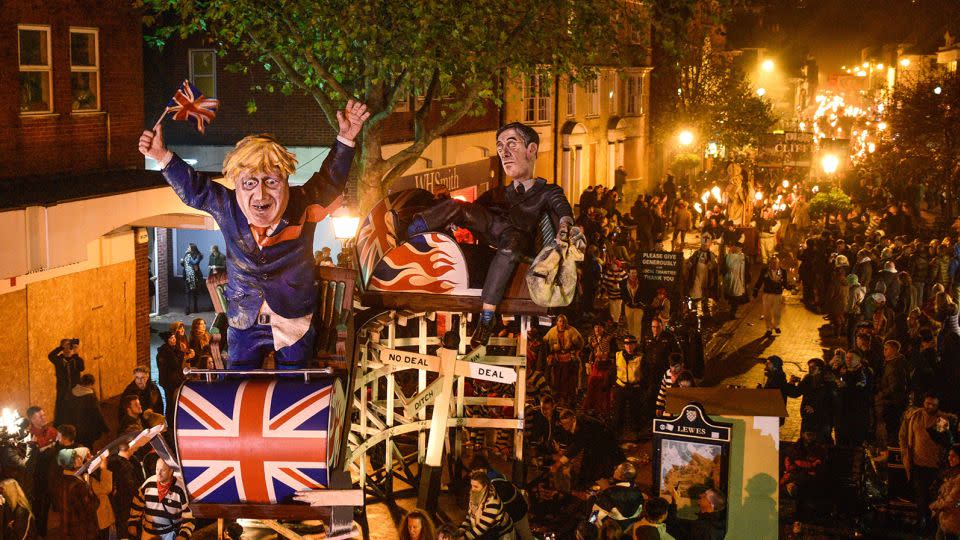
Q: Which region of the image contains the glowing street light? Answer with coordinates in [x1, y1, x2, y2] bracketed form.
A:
[678, 130, 695, 146]
[900, 58, 911, 67]
[821, 154, 840, 175]
[934, 86, 943, 95]
[332, 208, 360, 240]
[756, 87, 766, 97]
[761, 59, 775, 73]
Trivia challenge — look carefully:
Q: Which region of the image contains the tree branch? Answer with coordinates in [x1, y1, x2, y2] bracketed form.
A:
[414, 68, 441, 139]
[383, 85, 481, 175]
[366, 70, 409, 127]
[277, 16, 352, 101]
[247, 31, 339, 129]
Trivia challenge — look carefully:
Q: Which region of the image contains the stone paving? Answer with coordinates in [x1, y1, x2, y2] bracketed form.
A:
[701, 287, 835, 442]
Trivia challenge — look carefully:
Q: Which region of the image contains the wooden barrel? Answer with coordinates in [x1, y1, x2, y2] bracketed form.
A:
[174, 376, 346, 504]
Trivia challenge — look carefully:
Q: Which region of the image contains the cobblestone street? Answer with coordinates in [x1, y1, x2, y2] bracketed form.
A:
[702, 288, 833, 442]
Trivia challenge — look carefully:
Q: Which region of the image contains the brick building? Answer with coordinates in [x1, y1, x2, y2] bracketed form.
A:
[0, 0, 144, 177]
[0, 0, 186, 416]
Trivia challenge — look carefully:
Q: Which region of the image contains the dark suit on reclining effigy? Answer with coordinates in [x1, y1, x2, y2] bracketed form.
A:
[416, 178, 573, 306]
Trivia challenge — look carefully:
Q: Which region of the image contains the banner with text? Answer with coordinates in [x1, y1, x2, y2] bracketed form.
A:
[638, 251, 683, 319]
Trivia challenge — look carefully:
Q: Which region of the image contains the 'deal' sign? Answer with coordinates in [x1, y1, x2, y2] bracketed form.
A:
[454, 361, 517, 384]
[378, 348, 441, 372]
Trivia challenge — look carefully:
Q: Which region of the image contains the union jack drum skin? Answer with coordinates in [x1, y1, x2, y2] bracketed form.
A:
[174, 377, 347, 504]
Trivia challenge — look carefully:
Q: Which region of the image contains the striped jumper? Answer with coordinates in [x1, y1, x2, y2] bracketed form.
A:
[127, 475, 195, 540]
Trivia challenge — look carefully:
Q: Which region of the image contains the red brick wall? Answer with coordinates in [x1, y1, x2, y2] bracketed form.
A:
[379, 101, 500, 146]
[134, 228, 150, 366]
[155, 227, 170, 314]
[145, 41, 338, 147]
[0, 0, 144, 178]
[146, 40, 500, 148]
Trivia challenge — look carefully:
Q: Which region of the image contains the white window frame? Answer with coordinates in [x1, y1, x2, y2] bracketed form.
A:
[523, 74, 550, 124]
[625, 73, 644, 116]
[69, 27, 100, 112]
[608, 72, 619, 115]
[18, 24, 53, 115]
[188, 49, 217, 98]
[586, 77, 600, 117]
[566, 79, 576, 117]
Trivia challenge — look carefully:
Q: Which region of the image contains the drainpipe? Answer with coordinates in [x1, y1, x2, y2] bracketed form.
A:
[106, 112, 112, 165]
[552, 74, 560, 184]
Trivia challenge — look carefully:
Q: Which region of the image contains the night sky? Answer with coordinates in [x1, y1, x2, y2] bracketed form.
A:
[730, 0, 960, 73]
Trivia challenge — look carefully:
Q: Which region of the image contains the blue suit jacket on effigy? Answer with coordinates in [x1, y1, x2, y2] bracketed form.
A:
[160, 141, 355, 330]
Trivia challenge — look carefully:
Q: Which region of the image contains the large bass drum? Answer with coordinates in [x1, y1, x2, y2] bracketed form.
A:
[173, 376, 347, 505]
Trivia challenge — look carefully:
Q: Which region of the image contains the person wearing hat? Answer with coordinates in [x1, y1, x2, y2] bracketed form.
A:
[826, 257, 851, 339]
[877, 260, 901, 309]
[784, 358, 838, 444]
[845, 274, 867, 348]
[611, 335, 644, 441]
[55, 447, 100, 539]
[761, 356, 789, 409]
[835, 350, 872, 447]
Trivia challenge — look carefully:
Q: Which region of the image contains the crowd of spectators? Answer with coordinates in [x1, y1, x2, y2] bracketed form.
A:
[0, 320, 219, 538]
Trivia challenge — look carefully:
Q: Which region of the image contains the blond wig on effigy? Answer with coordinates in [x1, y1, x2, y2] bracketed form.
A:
[222, 134, 297, 183]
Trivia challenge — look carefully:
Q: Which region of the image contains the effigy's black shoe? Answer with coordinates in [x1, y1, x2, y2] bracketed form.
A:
[470, 320, 494, 349]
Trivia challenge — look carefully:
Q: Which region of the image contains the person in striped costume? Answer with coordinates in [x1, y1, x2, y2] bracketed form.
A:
[656, 353, 691, 417]
[127, 459, 194, 540]
[459, 469, 514, 539]
[602, 259, 627, 323]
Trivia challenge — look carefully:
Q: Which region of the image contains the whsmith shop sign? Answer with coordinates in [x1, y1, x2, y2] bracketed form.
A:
[758, 131, 814, 168]
[390, 158, 497, 193]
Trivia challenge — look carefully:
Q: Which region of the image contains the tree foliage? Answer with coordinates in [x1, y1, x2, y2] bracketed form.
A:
[857, 69, 960, 214]
[808, 187, 852, 219]
[138, 0, 645, 211]
[648, 0, 776, 152]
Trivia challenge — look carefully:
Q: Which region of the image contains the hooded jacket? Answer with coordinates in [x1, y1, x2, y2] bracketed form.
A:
[65, 384, 108, 447]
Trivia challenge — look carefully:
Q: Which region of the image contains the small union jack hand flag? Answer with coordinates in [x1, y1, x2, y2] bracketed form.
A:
[158, 79, 220, 134]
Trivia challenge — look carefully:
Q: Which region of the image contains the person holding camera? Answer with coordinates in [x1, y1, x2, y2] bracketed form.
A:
[48, 338, 84, 424]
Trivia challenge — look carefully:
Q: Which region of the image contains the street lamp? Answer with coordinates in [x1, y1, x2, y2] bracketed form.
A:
[900, 58, 911, 67]
[934, 86, 943, 95]
[332, 210, 360, 240]
[756, 87, 767, 97]
[678, 130, 695, 146]
[331, 207, 360, 268]
[761, 59, 775, 73]
[821, 154, 840, 175]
